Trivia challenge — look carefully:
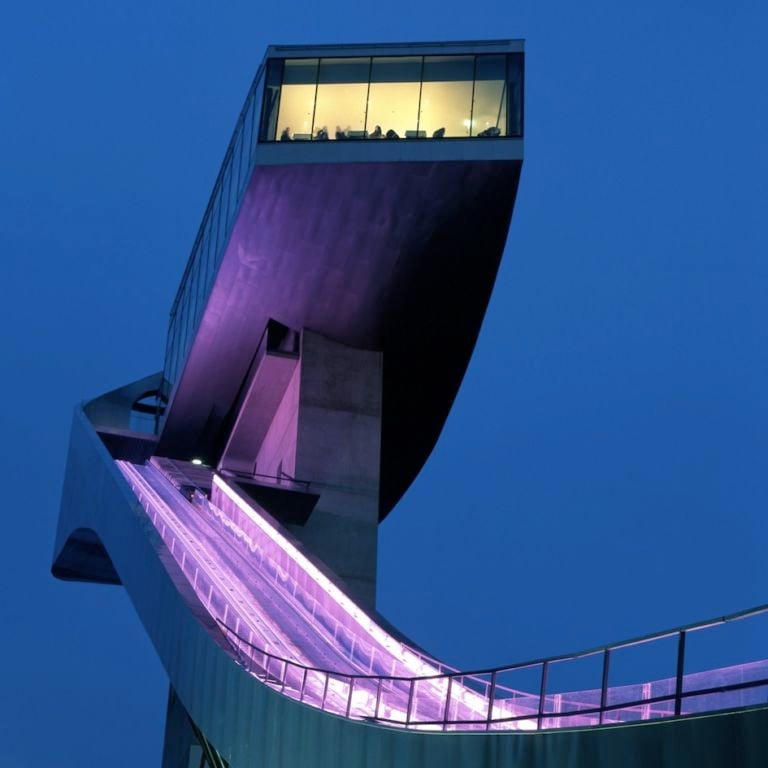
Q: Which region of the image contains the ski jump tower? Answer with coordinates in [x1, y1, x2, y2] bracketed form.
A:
[54, 40, 768, 768]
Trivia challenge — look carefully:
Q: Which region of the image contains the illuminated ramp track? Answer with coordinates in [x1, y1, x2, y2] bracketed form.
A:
[54, 406, 768, 768]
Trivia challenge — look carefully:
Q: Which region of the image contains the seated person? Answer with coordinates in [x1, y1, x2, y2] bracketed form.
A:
[335, 125, 350, 140]
[432, 127, 445, 139]
[477, 126, 501, 138]
[279, 126, 293, 142]
[368, 125, 383, 139]
[385, 129, 400, 140]
[315, 126, 329, 141]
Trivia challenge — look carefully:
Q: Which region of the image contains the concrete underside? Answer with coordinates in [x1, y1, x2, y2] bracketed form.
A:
[158, 157, 522, 518]
[53, 406, 768, 768]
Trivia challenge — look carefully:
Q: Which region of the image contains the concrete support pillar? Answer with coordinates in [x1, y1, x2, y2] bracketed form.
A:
[253, 329, 382, 608]
[161, 687, 199, 768]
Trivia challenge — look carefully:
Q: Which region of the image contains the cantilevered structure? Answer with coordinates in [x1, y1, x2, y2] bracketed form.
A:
[54, 40, 768, 768]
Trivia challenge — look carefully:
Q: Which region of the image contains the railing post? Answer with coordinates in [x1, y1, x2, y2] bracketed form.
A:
[375, 678, 383, 720]
[406, 679, 416, 727]
[537, 662, 549, 730]
[485, 671, 498, 730]
[345, 678, 354, 718]
[674, 631, 686, 717]
[599, 649, 611, 725]
[280, 661, 288, 693]
[442, 676, 453, 730]
[299, 668, 308, 702]
[320, 674, 330, 710]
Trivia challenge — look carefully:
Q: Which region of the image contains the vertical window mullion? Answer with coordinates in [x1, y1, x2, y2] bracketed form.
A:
[219, 164, 230, 244]
[233, 128, 243, 202]
[243, 88, 257, 186]
[469, 55, 478, 137]
[272, 64, 284, 141]
[503, 54, 510, 135]
[259, 59, 284, 142]
[519, 53, 525, 136]
[247, 88, 257, 159]
[363, 57, 373, 135]
[210, 194, 220, 269]
[310, 59, 320, 139]
[416, 56, 425, 136]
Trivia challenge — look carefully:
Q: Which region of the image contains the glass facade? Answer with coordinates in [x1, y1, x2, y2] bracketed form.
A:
[261, 52, 523, 142]
[163, 61, 267, 399]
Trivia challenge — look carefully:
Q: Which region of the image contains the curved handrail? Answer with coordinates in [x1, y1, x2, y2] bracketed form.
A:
[216, 605, 768, 731]
[217, 603, 768, 683]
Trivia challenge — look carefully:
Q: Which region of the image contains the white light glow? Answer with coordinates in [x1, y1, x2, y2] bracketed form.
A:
[212, 474, 441, 678]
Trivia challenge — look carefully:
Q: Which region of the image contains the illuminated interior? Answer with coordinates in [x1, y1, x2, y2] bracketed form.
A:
[261, 53, 523, 142]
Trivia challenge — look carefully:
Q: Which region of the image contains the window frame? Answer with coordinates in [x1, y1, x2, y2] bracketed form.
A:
[258, 51, 524, 143]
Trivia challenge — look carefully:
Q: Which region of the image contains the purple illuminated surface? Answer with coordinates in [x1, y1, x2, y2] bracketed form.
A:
[117, 459, 768, 731]
[159, 158, 521, 519]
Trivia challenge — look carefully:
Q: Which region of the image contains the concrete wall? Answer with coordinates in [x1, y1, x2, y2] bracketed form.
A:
[290, 331, 382, 607]
[244, 329, 382, 607]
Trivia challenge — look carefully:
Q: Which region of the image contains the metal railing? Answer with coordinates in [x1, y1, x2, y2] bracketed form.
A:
[217, 606, 768, 731]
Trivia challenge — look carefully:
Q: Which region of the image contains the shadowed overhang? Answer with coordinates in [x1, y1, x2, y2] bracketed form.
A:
[158, 143, 522, 519]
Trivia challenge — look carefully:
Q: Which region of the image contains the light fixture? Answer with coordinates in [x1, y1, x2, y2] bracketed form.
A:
[191, 458, 203, 466]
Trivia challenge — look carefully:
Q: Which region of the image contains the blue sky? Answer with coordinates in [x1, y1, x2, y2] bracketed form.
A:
[1, 1, 767, 765]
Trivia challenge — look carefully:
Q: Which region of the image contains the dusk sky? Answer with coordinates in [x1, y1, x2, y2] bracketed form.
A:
[2, 1, 767, 765]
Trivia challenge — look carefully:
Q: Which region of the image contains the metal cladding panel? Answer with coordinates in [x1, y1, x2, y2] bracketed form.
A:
[158, 158, 522, 517]
[53, 407, 768, 767]
[265, 39, 524, 59]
